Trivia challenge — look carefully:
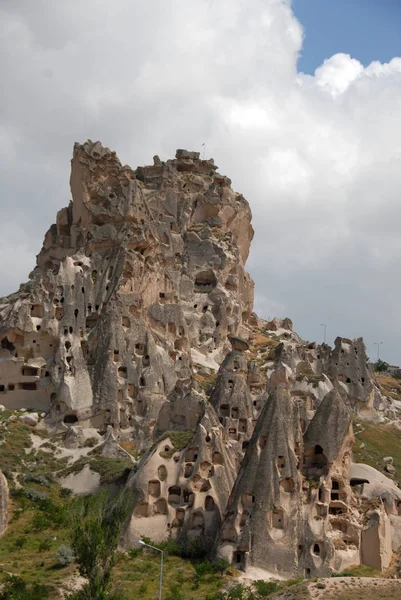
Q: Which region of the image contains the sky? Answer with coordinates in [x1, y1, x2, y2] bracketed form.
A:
[0, 0, 401, 364]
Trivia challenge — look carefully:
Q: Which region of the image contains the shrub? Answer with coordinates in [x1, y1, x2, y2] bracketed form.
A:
[38, 539, 52, 552]
[166, 584, 184, 600]
[25, 487, 47, 502]
[253, 580, 281, 596]
[67, 489, 134, 600]
[56, 544, 74, 567]
[0, 575, 49, 600]
[14, 535, 27, 549]
[23, 474, 51, 487]
[32, 512, 51, 531]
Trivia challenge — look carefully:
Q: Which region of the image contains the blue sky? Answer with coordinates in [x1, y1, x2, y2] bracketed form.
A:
[293, 0, 401, 74]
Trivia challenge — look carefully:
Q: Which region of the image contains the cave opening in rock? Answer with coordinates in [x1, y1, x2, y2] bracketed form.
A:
[194, 270, 217, 293]
[21, 366, 38, 377]
[64, 414, 78, 424]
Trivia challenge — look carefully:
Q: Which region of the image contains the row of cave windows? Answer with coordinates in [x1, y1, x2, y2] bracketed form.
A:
[219, 400, 261, 419]
[0, 382, 39, 392]
[33, 298, 217, 332]
[239, 479, 346, 516]
[233, 542, 323, 570]
[0, 365, 50, 392]
[134, 500, 213, 524]
[147, 482, 217, 512]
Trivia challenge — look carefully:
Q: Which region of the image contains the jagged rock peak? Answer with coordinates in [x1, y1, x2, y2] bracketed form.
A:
[0, 140, 254, 448]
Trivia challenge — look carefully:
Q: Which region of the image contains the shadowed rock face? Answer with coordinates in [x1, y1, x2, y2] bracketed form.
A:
[125, 404, 238, 548]
[215, 386, 360, 578]
[0, 471, 8, 537]
[126, 336, 261, 545]
[0, 141, 254, 449]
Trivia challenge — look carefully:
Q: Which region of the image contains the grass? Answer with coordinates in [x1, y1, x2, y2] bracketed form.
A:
[376, 374, 401, 402]
[114, 552, 228, 599]
[194, 369, 217, 397]
[58, 453, 133, 485]
[352, 418, 401, 481]
[156, 430, 194, 458]
[332, 565, 380, 577]
[0, 412, 69, 486]
[0, 483, 74, 598]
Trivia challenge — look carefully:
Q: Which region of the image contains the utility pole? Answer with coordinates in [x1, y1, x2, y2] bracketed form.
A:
[138, 540, 163, 599]
[321, 323, 327, 344]
[373, 341, 383, 361]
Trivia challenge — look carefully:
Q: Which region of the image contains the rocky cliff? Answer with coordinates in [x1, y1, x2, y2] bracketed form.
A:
[0, 141, 400, 578]
[0, 141, 253, 451]
[0, 470, 8, 537]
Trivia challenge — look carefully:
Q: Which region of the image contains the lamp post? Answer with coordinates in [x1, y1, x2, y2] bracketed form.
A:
[321, 323, 327, 344]
[138, 540, 163, 600]
[373, 341, 383, 361]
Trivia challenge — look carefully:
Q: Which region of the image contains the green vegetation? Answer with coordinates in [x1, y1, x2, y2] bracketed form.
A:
[332, 564, 380, 578]
[376, 373, 401, 402]
[156, 430, 194, 458]
[353, 418, 401, 479]
[0, 484, 74, 596]
[194, 369, 218, 397]
[59, 449, 133, 485]
[67, 490, 134, 600]
[0, 575, 50, 599]
[375, 359, 389, 373]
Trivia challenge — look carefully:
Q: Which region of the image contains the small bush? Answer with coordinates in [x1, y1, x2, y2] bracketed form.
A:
[253, 579, 281, 596]
[23, 474, 51, 487]
[25, 487, 47, 501]
[38, 539, 52, 552]
[166, 584, 184, 600]
[0, 575, 49, 600]
[32, 512, 51, 531]
[56, 544, 74, 567]
[14, 535, 27, 549]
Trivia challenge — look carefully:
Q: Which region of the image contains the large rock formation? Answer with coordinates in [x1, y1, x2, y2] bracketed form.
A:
[1, 140, 399, 579]
[0, 141, 253, 450]
[215, 386, 361, 578]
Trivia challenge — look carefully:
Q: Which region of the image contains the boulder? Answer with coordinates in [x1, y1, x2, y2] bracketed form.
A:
[19, 412, 39, 426]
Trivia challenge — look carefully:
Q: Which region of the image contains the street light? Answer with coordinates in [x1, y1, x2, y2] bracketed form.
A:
[373, 341, 383, 361]
[138, 539, 163, 600]
[321, 323, 327, 344]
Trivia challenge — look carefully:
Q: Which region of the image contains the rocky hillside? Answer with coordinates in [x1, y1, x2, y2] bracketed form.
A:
[1, 142, 401, 595]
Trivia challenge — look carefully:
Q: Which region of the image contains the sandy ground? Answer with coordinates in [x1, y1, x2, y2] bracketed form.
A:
[28, 432, 102, 494]
[28, 433, 98, 463]
[59, 463, 100, 494]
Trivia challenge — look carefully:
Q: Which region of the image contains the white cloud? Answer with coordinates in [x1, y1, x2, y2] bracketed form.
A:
[1, 0, 401, 363]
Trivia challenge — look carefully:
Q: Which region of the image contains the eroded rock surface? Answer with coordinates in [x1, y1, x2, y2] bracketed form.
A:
[1, 140, 400, 580]
[0, 141, 253, 450]
[0, 470, 8, 537]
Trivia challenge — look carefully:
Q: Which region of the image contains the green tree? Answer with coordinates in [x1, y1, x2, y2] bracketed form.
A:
[0, 575, 49, 600]
[375, 359, 389, 373]
[66, 489, 134, 600]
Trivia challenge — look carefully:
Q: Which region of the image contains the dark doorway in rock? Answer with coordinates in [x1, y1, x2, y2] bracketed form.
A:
[64, 414, 78, 424]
